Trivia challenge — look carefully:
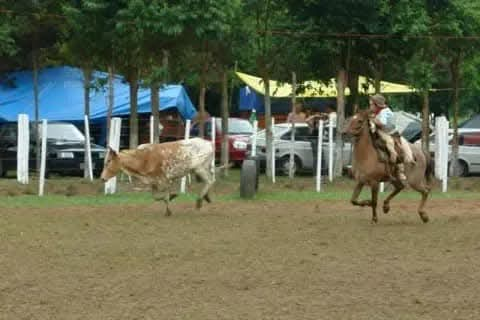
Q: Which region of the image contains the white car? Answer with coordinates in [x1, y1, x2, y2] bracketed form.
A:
[248, 123, 352, 175]
[414, 128, 480, 176]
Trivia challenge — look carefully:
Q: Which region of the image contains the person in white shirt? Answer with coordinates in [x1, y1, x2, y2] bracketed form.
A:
[369, 94, 415, 183]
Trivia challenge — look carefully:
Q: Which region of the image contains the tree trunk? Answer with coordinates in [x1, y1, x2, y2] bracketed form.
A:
[334, 69, 346, 177]
[151, 83, 160, 144]
[229, 61, 238, 114]
[129, 71, 139, 149]
[162, 49, 169, 83]
[450, 55, 461, 176]
[349, 73, 359, 114]
[198, 83, 206, 138]
[221, 69, 229, 177]
[83, 68, 92, 178]
[106, 65, 114, 147]
[373, 62, 383, 93]
[198, 46, 208, 138]
[289, 71, 296, 179]
[33, 51, 40, 173]
[263, 74, 273, 179]
[421, 90, 430, 154]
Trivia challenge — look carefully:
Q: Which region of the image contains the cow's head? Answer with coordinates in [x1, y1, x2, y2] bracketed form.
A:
[100, 147, 121, 182]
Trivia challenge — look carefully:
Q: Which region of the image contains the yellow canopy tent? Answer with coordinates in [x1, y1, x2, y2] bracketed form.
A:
[235, 71, 415, 98]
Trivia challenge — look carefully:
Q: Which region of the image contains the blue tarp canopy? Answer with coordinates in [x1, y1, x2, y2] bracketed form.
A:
[238, 86, 335, 114]
[0, 66, 197, 122]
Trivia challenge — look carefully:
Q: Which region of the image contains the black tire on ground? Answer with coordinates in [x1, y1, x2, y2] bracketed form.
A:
[0, 160, 5, 177]
[448, 160, 469, 177]
[278, 156, 301, 176]
[240, 159, 257, 199]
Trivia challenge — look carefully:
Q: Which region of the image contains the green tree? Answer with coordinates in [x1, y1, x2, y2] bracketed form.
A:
[429, 0, 480, 176]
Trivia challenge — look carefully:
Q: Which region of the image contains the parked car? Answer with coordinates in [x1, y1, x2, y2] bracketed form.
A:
[414, 128, 480, 176]
[190, 118, 253, 166]
[0, 122, 106, 177]
[247, 122, 352, 175]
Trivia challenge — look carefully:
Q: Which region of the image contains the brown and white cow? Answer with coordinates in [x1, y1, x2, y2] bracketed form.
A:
[101, 138, 215, 216]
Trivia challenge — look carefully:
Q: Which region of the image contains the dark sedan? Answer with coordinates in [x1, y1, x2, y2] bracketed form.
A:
[0, 122, 106, 177]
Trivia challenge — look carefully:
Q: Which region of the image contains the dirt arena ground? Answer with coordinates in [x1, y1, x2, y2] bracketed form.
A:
[1, 175, 480, 319]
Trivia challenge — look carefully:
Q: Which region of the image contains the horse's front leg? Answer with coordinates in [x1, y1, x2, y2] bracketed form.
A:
[370, 183, 379, 224]
[383, 179, 404, 214]
[350, 182, 371, 207]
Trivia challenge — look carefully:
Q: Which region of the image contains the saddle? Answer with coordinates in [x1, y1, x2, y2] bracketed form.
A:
[371, 131, 391, 163]
[369, 124, 410, 182]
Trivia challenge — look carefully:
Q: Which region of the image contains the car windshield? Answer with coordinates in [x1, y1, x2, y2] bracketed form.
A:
[255, 125, 290, 139]
[39, 123, 85, 142]
[216, 119, 254, 135]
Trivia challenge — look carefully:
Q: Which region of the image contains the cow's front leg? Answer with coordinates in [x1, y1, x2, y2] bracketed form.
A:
[164, 192, 172, 216]
[151, 184, 173, 216]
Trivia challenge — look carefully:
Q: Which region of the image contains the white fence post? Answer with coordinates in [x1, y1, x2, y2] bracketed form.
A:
[271, 117, 276, 183]
[149, 115, 154, 144]
[289, 122, 296, 178]
[105, 117, 122, 195]
[251, 120, 258, 157]
[211, 117, 216, 177]
[441, 117, 449, 193]
[17, 114, 29, 184]
[180, 119, 191, 193]
[38, 119, 47, 196]
[328, 113, 334, 182]
[380, 182, 385, 193]
[435, 116, 449, 192]
[84, 115, 93, 181]
[316, 120, 324, 192]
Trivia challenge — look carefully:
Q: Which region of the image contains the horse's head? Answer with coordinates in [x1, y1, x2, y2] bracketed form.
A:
[343, 110, 374, 137]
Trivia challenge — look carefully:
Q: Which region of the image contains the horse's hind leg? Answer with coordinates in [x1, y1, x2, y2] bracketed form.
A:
[383, 180, 405, 214]
[411, 184, 430, 223]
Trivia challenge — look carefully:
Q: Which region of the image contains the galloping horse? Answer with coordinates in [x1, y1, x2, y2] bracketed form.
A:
[344, 110, 433, 224]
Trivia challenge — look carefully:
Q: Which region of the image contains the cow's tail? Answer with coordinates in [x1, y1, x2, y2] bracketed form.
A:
[214, 163, 234, 172]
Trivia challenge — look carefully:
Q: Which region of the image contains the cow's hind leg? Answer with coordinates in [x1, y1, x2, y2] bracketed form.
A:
[193, 167, 215, 209]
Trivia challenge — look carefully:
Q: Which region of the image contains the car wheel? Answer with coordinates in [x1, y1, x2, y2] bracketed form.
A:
[459, 161, 469, 177]
[449, 160, 469, 177]
[0, 160, 5, 177]
[278, 156, 301, 176]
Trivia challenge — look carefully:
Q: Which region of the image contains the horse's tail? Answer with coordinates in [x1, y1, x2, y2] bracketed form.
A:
[424, 150, 434, 185]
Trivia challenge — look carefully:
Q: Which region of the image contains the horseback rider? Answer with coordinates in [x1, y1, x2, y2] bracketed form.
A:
[369, 94, 415, 183]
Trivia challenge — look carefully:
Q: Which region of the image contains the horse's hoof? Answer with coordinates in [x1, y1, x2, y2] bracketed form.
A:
[371, 218, 378, 224]
[419, 211, 429, 223]
[196, 199, 203, 209]
[165, 209, 172, 217]
[203, 194, 211, 203]
[383, 204, 390, 214]
[361, 201, 372, 207]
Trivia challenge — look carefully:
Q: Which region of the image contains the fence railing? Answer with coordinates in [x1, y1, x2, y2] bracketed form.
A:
[0, 113, 452, 196]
